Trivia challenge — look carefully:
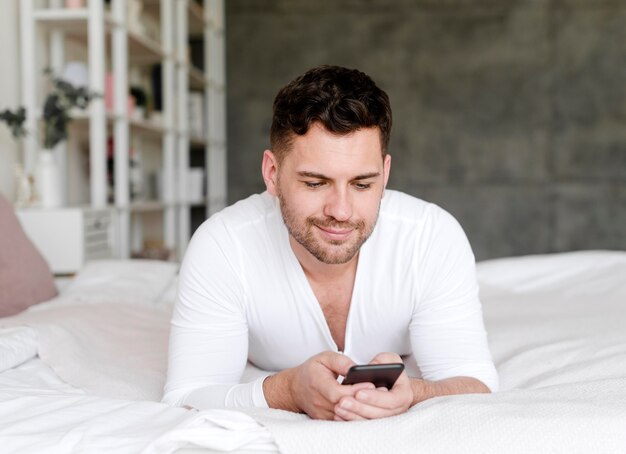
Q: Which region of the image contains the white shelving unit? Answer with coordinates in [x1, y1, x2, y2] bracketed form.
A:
[19, 0, 226, 263]
[171, 0, 227, 255]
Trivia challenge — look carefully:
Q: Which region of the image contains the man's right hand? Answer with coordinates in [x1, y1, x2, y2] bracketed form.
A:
[263, 351, 375, 420]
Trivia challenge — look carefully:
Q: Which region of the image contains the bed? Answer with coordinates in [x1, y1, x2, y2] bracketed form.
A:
[1, 250, 626, 453]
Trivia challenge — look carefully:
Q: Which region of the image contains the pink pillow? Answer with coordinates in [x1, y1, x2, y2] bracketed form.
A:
[0, 194, 58, 317]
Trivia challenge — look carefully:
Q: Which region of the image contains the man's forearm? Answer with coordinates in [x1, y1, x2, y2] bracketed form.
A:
[410, 376, 490, 406]
[262, 369, 300, 412]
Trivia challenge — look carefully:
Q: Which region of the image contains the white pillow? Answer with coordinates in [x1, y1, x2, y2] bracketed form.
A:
[61, 259, 178, 306]
[477, 250, 626, 293]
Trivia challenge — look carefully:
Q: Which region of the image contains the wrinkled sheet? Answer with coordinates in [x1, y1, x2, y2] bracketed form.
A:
[0, 302, 171, 401]
[0, 365, 275, 454]
[0, 301, 277, 453]
[0, 250, 625, 453]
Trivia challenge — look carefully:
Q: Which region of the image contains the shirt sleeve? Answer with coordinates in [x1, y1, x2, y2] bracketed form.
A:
[410, 206, 499, 392]
[161, 218, 271, 409]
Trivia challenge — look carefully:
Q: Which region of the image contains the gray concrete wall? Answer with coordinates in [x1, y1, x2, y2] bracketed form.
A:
[225, 0, 626, 260]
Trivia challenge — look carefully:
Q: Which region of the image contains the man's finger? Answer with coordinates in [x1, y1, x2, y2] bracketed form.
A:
[320, 351, 356, 376]
[325, 379, 375, 403]
[336, 396, 395, 420]
[370, 352, 402, 364]
[334, 401, 368, 421]
[321, 380, 370, 404]
[354, 387, 403, 410]
[350, 382, 377, 392]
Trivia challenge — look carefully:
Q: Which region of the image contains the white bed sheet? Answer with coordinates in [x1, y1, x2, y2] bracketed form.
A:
[0, 251, 625, 453]
[0, 358, 277, 454]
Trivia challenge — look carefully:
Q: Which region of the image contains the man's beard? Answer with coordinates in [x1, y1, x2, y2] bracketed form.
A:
[277, 189, 379, 265]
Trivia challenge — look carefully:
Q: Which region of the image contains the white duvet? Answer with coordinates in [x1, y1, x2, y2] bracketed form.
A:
[0, 251, 625, 453]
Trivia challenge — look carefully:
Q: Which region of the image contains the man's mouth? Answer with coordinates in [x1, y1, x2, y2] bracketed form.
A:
[315, 224, 354, 241]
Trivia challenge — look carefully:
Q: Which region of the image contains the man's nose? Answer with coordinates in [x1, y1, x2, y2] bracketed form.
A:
[323, 187, 352, 222]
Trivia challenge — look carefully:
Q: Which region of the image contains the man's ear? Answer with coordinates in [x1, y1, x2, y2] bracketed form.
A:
[382, 154, 392, 192]
[262, 150, 279, 196]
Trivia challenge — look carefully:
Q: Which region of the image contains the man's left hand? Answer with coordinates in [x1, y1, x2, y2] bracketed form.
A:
[333, 352, 413, 421]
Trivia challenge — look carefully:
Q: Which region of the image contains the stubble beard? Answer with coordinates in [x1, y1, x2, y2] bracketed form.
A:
[277, 189, 379, 265]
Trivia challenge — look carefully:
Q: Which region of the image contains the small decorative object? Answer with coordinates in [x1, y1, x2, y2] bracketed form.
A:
[42, 67, 98, 150]
[14, 164, 36, 208]
[34, 69, 99, 207]
[127, 0, 145, 36]
[130, 86, 148, 120]
[65, 0, 85, 9]
[36, 150, 63, 208]
[186, 168, 205, 203]
[1, 69, 98, 208]
[129, 147, 143, 200]
[131, 239, 172, 261]
[1, 108, 35, 206]
[61, 61, 89, 89]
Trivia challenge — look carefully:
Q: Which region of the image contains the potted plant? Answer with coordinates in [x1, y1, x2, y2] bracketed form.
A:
[1, 69, 98, 207]
[41, 68, 99, 150]
[0, 106, 31, 206]
[0, 107, 27, 139]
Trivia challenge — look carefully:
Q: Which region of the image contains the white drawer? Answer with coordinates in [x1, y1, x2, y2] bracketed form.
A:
[17, 207, 115, 274]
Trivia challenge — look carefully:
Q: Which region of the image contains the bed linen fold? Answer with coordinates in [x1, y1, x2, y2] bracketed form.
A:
[0, 382, 277, 454]
[0, 326, 38, 372]
[0, 302, 171, 401]
[0, 250, 624, 453]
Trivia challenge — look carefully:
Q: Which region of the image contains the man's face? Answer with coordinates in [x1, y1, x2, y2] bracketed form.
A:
[263, 123, 391, 265]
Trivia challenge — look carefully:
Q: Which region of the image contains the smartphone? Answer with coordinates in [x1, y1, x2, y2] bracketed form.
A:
[341, 363, 405, 389]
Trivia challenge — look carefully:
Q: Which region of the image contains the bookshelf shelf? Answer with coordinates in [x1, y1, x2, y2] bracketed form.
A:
[20, 0, 226, 261]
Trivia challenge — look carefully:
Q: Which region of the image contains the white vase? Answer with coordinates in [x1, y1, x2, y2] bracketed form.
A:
[36, 149, 63, 208]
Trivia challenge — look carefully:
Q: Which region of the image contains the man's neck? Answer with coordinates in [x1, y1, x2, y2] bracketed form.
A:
[288, 236, 359, 284]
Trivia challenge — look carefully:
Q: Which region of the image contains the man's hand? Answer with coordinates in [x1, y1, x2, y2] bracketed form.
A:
[333, 352, 413, 421]
[263, 351, 375, 420]
[334, 352, 492, 421]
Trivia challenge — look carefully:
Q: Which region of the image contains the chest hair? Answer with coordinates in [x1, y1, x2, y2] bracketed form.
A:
[309, 279, 355, 352]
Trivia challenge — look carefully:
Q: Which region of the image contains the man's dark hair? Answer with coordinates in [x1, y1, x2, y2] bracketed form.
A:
[270, 65, 392, 161]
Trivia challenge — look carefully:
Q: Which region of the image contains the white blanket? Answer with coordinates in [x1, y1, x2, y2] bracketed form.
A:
[1, 250, 625, 453]
[0, 302, 170, 401]
[0, 380, 275, 454]
[250, 378, 626, 453]
[0, 301, 278, 453]
[0, 326, 37, 372]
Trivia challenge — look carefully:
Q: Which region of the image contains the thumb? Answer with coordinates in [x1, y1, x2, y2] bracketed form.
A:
[320, 351, 356, 376]
[370, 352, 402, 365]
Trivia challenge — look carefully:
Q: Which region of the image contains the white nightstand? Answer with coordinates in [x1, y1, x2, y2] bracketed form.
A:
[17, 207, 115, 274]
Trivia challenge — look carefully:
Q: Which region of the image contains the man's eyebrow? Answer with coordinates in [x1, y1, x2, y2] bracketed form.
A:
[352, 172, 381, 180]
[297, 171, 381, 180]
[297, 171, 329, 179]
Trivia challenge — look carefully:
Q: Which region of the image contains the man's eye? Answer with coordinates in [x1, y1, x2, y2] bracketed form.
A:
[354, 183, 372, 190]
[304, 181, 324, 188]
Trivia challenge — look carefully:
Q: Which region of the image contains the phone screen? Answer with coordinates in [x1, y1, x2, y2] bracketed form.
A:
[341, 363, 405, 389]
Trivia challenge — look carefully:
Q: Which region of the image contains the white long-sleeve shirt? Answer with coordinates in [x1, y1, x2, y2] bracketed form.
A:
[162, 190, 498, 409]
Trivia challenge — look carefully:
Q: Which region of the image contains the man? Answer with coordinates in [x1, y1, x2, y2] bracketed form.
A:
[162, 65, 498, 421]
